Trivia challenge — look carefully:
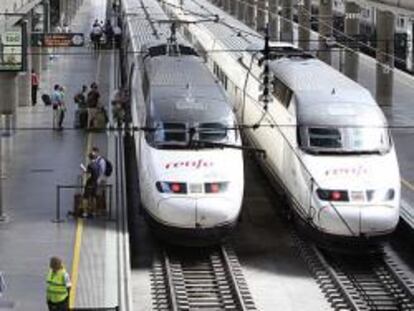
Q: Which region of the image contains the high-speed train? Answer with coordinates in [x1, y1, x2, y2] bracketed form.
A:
[163, 0, 401, 243]
[123, 0, 244, 244]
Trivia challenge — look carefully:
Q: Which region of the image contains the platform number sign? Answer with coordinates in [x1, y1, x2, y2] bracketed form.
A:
[0, 28, 23, 72]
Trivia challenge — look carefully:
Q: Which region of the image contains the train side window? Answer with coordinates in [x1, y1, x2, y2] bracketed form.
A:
[272, 77, 292, 108]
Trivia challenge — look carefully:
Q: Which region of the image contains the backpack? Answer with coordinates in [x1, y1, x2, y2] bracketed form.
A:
[103, 158, 113, 177]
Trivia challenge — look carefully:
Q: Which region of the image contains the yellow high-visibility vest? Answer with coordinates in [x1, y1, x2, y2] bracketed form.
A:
[46, 269, 68, 303]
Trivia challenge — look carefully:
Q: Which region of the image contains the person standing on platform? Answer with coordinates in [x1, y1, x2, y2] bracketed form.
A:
[86, 82, 100, 129]
[51, 84, 62, 129]
[82, 152, 101, 217]
[57, 86, 66, 130]
[31, 69, 39, 106]
[46, 256, 71, 311]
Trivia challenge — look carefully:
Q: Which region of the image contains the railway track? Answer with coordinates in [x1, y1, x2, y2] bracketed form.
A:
[151, 245, 256, 310]
[294, 234, 414, 311]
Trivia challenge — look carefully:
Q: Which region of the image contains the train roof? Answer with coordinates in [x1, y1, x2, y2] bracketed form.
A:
[147, 56, 233, 123]
[270, 58, 387, 126]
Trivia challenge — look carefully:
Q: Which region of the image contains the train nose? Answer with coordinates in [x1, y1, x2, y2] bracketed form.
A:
[158, 198, 197, 228]
[196, 197, 239, 227]
[318, 204, 400, 236]
[157, 197, 239, 228]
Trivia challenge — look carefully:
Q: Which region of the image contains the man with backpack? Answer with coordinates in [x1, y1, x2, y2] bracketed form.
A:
[90, 147, 113, 215]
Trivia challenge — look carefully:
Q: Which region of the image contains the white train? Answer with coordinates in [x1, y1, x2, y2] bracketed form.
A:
[163, 0, 401, 243]
[123, 0, 244, 244]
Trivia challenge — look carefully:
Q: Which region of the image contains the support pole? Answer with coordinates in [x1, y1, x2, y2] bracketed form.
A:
[42, 0, 50, 70]
[268, 0, 279, 40]
[247, 0, 257, 30]
[18, 19, 32, 107]
[280, 0, 293, 42]
[376, 10, 395, 106]
[257, 0, 266, 32]
[237, 0, 245, 21]
[344, 1, 360, 81]
[318, 0, 333, 64]
[298, 0, 311, 50]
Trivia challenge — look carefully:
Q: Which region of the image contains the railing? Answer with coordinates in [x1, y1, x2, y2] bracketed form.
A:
[53, 184, 113, 223]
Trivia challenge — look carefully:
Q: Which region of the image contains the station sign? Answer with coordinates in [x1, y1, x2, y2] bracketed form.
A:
[0, 28, 23, 71]
[31, 32, 85, 47]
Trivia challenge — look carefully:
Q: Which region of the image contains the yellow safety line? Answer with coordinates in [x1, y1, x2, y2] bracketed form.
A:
[69, 217, 84, 307]
[401, 178, 414, 192]
[69, 44, 102, 308]
[70, 130, 94, 307]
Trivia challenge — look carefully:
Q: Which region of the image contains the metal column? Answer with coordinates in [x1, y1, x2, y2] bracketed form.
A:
[298, 0, 311, 50]
[269, 0, 279, 40]
[237, 0, 245, 21]
[230, 0, 237, 16]
[280, 0, 293, 42]
[344, 1, 360, 81]
[376, 10, 395, 106]
[18, 19, 31, 107]
[257, 0, 267, 32]
[247, 0, 258, 30]
[318, 0, 333, 64]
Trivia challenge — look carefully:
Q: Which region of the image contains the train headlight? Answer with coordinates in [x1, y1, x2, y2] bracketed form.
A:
[316, 189, 349, 202]
[366, 189, 395, 202]
[204, 182, 229, 193]
[156, 182, 188, 194]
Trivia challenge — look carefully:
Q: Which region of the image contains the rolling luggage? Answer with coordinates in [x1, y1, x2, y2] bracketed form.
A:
[41, 94, 52, 106]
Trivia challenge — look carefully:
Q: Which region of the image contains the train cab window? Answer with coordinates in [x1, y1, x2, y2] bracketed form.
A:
[272, 77, 292, 108]
[198, 122, 227, 141]
[147, 122, 188, 148]
[308, 128, 342, 148]
[148, 45, 167, 57]
[299, 126, 391, 154]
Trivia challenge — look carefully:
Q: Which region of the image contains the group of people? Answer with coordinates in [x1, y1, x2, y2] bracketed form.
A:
[74, 82, 108, 130]
[90, 19, 122, 49]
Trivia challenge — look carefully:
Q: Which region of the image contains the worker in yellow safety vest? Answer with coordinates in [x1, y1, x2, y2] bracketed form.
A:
[46, 257, 71, 311]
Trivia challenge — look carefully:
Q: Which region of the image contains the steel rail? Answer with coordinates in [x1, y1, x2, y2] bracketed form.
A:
[152, 245, 256, 310]
[294, 232, 414, 311]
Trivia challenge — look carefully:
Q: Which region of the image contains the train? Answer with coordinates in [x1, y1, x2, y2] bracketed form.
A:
[162, 0, 401, 245]
[122, 0, 244, 245]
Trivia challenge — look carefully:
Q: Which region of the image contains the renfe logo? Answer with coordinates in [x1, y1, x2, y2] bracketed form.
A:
[325, 166, 368, 177]
[165, 159, 214, 169]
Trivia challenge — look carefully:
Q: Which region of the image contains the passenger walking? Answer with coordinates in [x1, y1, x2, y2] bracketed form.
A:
[31, 69, 39, 106]
[86, 82, 100, 129]
[46, 256, 71, 311]
[90, 20, 103, 50]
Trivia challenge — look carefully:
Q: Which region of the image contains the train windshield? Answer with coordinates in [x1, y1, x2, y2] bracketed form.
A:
[147, 122, 231, 149]
[299, 126, 391, 154]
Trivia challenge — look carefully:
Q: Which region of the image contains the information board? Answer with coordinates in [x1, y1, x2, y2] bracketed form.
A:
[0, 28, 23, 71]
[31, 33, 85, 47]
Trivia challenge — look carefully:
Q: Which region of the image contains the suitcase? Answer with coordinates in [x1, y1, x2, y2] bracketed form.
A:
[41, 94, 52, 106]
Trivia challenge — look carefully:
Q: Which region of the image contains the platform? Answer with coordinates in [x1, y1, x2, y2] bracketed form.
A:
[0, 0, 126, 310]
